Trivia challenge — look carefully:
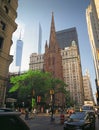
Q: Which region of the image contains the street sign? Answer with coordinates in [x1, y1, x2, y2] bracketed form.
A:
[32, 98, 36, 107]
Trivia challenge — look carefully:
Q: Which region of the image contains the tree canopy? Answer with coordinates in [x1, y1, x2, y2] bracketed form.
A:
[9, 70, 67, 102]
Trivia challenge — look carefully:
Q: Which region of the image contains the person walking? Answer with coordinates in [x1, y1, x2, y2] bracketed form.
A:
[25, 108, 29, 120]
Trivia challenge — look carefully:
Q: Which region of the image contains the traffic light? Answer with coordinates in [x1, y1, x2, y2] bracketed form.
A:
[37, 96, 41, 103]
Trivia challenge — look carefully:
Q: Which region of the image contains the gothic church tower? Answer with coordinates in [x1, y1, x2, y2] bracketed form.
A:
[44, 13, 65, 106]
[44, 13, 63, 80]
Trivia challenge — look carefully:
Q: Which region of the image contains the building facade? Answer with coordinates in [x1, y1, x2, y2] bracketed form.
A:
[29, 53, 44, 71]
[86, 0, 99, 104]
[83, 70, 94, 103]
[0, 0, 18, 106]
[61, 41, 84, 106]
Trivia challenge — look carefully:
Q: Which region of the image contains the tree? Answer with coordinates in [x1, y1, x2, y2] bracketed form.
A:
[9, 70, 67, 107]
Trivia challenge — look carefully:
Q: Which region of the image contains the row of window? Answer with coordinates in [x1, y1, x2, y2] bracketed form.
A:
[0, 1, 10, 50]
[30, 64, 43, 70]
[61, 50, 77, 57]
[30, 56, 44, 61]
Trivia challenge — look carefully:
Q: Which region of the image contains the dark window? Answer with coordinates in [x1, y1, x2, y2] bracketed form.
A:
[1, 21, 6, 30]
[4, 6, 9, 14]
[0, 37, 4, 49]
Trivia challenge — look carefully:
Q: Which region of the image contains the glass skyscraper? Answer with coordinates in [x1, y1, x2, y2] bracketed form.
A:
[56, 27, 79, 53]
[16, 39, 23, 67]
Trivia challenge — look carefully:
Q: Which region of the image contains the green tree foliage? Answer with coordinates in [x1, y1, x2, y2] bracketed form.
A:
[9, 70, 67, 102]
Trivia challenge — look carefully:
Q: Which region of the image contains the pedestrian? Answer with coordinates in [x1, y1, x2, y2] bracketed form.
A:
[33, 108, 37, 117]
[25, 108, 29, 120]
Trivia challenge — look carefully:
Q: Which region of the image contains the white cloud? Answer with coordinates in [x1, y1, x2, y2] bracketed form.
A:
[13, 20, 25, 40]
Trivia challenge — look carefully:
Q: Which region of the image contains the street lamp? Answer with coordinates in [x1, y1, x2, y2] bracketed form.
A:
[50, 89, 55, 121]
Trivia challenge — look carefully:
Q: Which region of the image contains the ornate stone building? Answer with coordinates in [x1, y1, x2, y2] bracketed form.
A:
[83, 70, 94, 103]
[61, 41, 84, 106]
[29, 53, 44, 71]
[0, 0, 18, 106]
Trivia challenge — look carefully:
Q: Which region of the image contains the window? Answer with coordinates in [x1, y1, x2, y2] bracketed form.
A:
[1, 21, 6, 30]
[0, 37, 4, 49]
[4, 6, 9, 14]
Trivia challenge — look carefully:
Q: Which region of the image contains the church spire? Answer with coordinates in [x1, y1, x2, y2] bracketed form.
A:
[49, 12, 57, 47]
[45, 40, 48, 52]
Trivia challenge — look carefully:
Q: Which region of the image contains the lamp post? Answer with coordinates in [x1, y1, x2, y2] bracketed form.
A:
[50, 89, 55, 121]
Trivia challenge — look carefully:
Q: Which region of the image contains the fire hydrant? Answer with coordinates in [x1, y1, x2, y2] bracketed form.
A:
[60, 113, 65, 124]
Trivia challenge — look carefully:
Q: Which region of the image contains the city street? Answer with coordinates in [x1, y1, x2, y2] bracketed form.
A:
[21, 113, 99, 130]
[21, 113, 64, 130]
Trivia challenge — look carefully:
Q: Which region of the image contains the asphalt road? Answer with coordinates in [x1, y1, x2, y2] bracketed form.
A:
[21, 113, 99, 130]
[21, 113, 63, 130]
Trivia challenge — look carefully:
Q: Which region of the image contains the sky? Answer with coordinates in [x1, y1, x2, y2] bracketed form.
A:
[9, 0, 97, 101]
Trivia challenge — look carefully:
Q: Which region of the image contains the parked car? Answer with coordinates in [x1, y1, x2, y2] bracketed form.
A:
[64, 111, 95, 130]
[82, 105, 94, 112]
[0, 108, 13, 112]
[0, 111, 30, 130]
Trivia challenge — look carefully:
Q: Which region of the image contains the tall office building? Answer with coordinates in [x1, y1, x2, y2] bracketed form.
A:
[83, 70, 94, 103]
[15, 37, 23, 73]
[38, 23, 42, 54]
[61, 41, 84, 106]
[0, 0, 18, 107]
[56, 27, 79, 53]
[86, 0, 99, 104]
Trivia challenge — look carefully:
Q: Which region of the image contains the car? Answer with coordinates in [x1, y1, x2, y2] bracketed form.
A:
[0, 111, 30, 130]
[82, 105, 94, 112]
[63, 111, 95, 130]
[0, 107, 13, 112]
